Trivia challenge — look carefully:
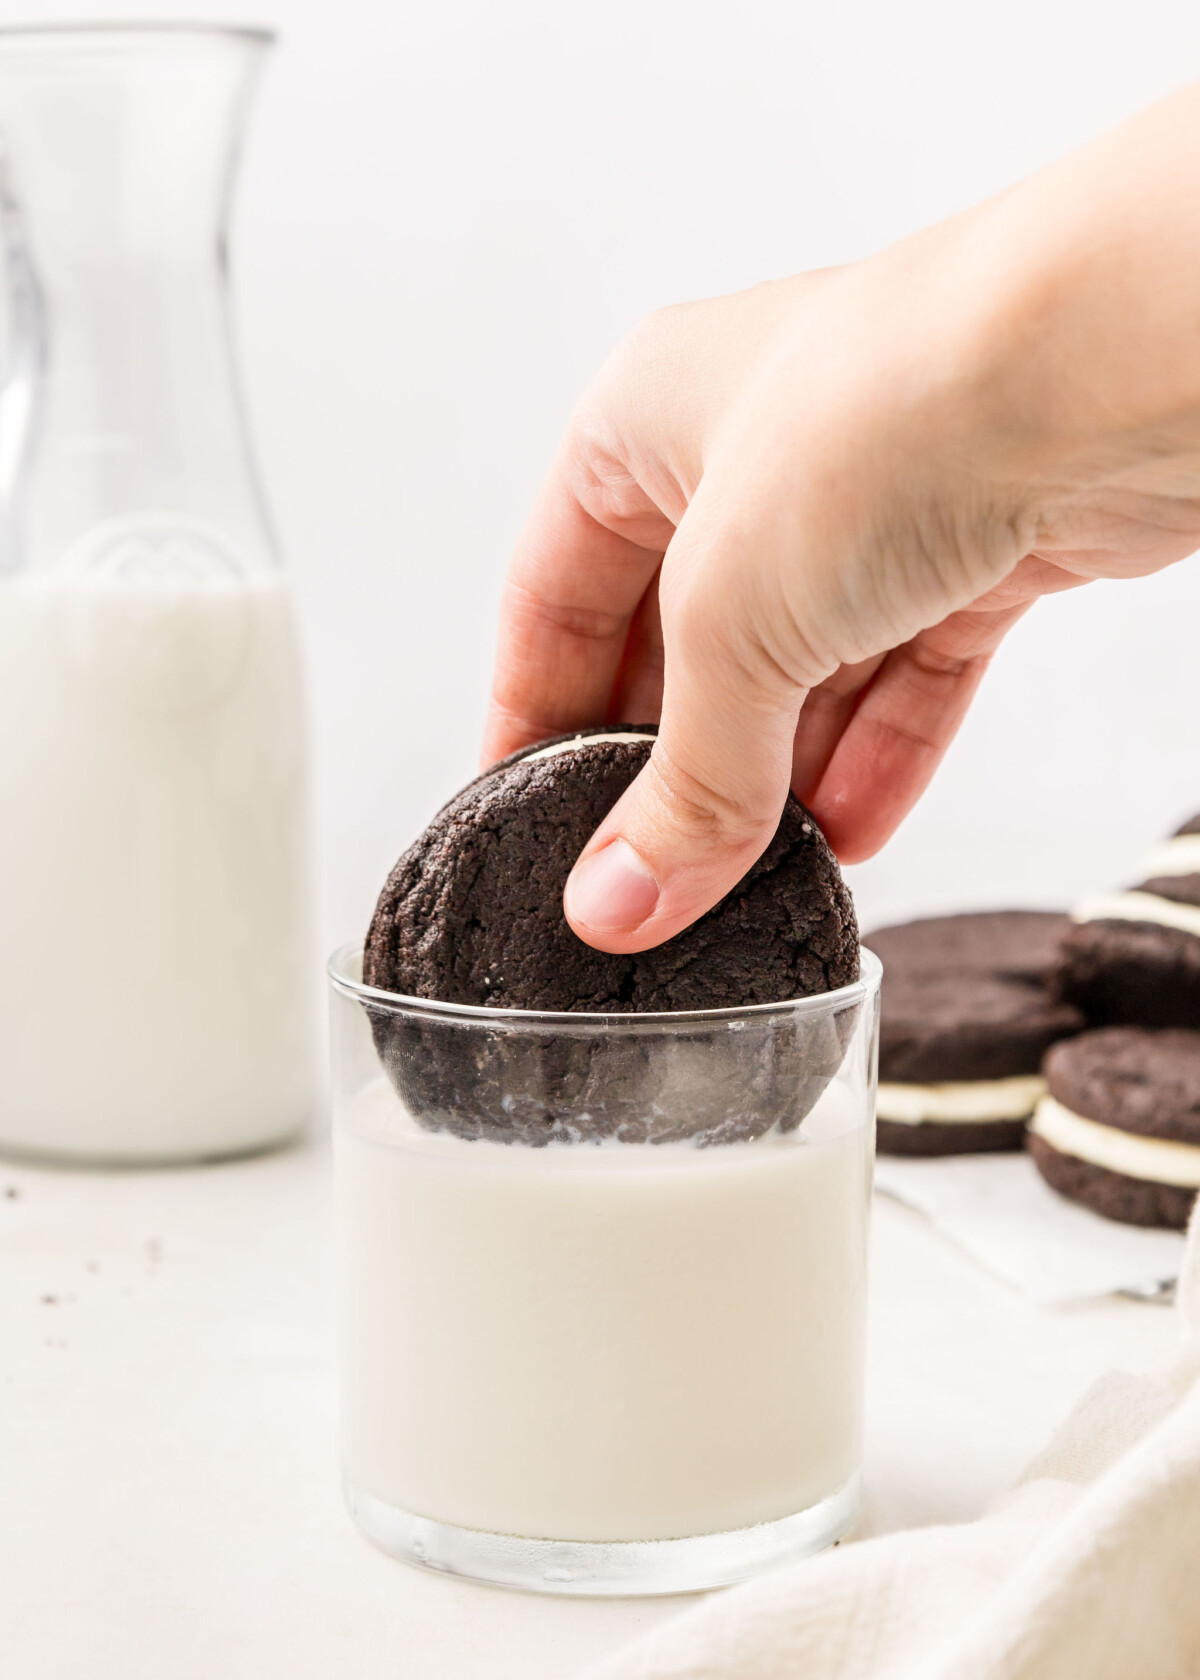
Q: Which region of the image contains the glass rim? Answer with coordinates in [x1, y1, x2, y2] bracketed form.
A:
[328, 940, 881, 1027]
[0, 21, 276, 49]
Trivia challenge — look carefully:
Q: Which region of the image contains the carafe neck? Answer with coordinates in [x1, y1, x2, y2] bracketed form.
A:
[0, 26, 277, 577]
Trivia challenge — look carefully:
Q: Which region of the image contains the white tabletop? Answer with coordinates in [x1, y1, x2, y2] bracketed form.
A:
[0, 1137, 1177, 1680]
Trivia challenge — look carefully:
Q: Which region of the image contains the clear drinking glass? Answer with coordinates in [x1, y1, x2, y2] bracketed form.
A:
[0, 26, 313, 1162]
[330, 943, 880, 1596]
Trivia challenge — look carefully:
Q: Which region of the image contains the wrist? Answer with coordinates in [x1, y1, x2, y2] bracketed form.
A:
[938, 156, 1200, 488]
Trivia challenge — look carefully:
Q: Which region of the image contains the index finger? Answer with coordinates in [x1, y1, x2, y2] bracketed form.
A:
[483, 442, 671, 766]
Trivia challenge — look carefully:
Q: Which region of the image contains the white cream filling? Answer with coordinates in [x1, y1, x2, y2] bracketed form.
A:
[1031, 1095, 1200, 1188]
[521, 731, 655, 763]
[1071, 891, 1200, 941]
[1137, 835, 1200, 880]
[876, 1075, 1045, 1125]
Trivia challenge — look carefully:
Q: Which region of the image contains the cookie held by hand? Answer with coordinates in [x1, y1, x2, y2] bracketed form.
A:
[364, 727, 861, 1144]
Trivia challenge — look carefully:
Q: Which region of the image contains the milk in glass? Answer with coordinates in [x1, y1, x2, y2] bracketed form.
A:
[338, 1074, 870, 1545]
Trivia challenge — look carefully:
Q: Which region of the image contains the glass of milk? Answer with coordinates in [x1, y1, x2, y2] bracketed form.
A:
[0, 28, 313, 1162]
[330, 944, 880, 1595]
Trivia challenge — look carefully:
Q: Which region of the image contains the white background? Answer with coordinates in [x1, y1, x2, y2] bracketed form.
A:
[15, 0, 1200, 949]
[5, 10, 1200, 1676]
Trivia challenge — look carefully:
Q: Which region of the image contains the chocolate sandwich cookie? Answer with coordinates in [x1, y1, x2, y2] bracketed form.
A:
[866, 909, 1070, 988]
[365, 726, 860, 1145]
[875, 971, 1083, 1156]
[1028, 1027, 1200, 1229]
[1056, 814, 1200, 1028]
[1138, 810, 1200, 880]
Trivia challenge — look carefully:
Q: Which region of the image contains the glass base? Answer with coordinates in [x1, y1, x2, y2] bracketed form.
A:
[345, 1474, 860, 1597]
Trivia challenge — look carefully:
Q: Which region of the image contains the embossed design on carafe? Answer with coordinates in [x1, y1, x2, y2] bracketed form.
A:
[57, 513, 252, 710]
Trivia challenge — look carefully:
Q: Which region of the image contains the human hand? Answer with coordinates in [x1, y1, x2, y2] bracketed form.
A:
[484, 84, 1200, 953]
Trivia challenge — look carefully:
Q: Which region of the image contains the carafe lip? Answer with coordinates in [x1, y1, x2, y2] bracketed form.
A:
[0, 21, 276, 48]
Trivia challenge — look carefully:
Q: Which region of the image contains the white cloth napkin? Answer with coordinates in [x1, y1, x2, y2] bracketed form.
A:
[575, 1205, 1200, 1680]
[873, 1152, 1186, 1303]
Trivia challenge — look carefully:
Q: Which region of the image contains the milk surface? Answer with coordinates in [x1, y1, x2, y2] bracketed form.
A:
[338, 1079, 871, 1543]
[0, 567, 313, 1160]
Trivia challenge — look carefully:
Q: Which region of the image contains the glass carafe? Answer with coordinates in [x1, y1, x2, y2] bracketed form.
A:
[0, 26, 314, 1162]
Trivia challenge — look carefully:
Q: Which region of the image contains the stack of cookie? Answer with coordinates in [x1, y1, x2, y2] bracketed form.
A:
[1028, 812, 1200, 1229]
[864, 911, 1083, 1157]
[1029, 1028, 1200, 1229]
[1056, 812, 1200, 1026]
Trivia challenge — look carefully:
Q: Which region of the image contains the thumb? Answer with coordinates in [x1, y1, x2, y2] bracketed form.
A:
[564, 539, 805, 953]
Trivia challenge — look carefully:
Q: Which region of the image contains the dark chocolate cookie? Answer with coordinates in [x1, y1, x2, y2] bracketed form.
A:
[364, 727, 861, 1144]
[367, 728, 857, 1011]
[865, 910, 1070, 987]
[1028, 1028, 1200, 1229]
[1054, 917, 1200, 1029]
[1136, 874, 1200, 909]
[1053, 801, 1200, 1027]
[878, 973, 1083, 1085]
[869, 911, 1078, 1157]
[1026, 1134, 1195, 1230]
[1043, 1026, 1200, 1142]
[876, 1116, 1028, 1158]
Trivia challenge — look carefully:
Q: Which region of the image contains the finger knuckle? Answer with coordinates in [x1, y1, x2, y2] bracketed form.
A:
[902, 639, 975, 682]
[626, 301, 694, 354]
[645, 743, 770, 851]
[663, 567, 804, 700]
[597, 301, 704, 408]
[504, 577, 629, 648]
